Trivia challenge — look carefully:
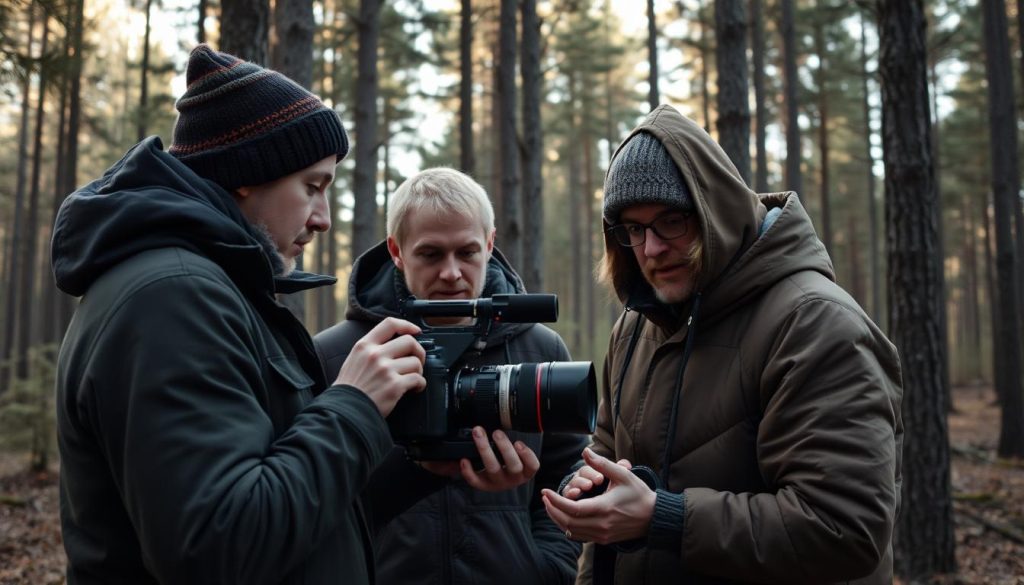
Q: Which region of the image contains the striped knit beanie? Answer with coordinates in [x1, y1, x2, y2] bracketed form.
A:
[169, 44, 348, 191]
[603, 131, 694, 223]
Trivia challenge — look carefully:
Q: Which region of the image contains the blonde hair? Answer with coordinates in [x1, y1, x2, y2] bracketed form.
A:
[387, 167, 495, 246]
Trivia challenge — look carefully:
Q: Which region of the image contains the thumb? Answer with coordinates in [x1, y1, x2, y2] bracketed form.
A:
[583, 447, 632, 482]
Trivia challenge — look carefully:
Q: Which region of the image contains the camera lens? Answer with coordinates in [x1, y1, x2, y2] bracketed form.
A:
[452, 361, 596, 434]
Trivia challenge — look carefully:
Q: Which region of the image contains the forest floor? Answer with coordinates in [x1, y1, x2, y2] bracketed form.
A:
[0, 386, 1022, 584]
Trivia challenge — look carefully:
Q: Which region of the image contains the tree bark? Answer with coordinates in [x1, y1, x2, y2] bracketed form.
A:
[981, 0, 1024, 458]
[220, 0, 270, 64]
[198, 0, 207, 43]
[352, 0, 381, 259]
[16, 13, 50, 380]
[750, 0, 768, 192]
[877, 0, 956, 578]
[2, 4, 36, 392]
[498, 0, 521, 267]
[715, 0, 751, 184]
[460, 0, 475, 175]
[647, 0, 659, 110]
[521, 0, 543, 294]
[137, 0, 152, 142]
[813, 10, 831, 254]
[780, 0, 802, 194]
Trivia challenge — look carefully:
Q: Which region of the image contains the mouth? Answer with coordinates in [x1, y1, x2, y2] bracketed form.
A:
[430, 290, 469, 299]
[652, 263, 688, 277]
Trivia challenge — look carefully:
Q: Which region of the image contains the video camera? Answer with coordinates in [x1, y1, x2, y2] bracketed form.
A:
[388, 293, 597, 461]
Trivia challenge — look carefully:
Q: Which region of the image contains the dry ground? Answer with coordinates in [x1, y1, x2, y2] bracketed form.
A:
[0, 386, 1022, 584]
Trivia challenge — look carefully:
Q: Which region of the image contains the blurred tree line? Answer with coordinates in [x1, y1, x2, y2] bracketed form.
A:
[1, 0, 1024, 581]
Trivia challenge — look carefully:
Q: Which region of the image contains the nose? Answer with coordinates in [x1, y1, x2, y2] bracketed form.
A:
[642, 227, 669, 257]
[439, 255, 462, 282]
[308, 193, 331, 233]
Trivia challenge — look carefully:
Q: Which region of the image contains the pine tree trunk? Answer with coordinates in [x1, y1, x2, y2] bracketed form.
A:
[780, 0, 802, 194]
[568, 71, 582, 354]
[198, 0, 207, 43]
[714, 0, 751, 184]
[877, 0, 956, 578]
[220, 0, 270, 64]
[58, 0, 85, 333]
[2, 5, 37, 392]
[647, 0, 659, 110]
[17, 14, 50, 380]
[981, 0, 1024, 458]
[138, 0, 152, 142]
[750, 0, 768, 192]
[460, 0, 475, 175]
[814, 13, 832, 254]
[582, 94, 596, 357]
[698, 0, 712, 133]
[352, 0, 381, 259]
[498, 0, 521, 267]
[521, 0, 543, 294]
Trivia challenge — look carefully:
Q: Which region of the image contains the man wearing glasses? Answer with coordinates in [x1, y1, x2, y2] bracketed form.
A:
[541, 105, 904, 585]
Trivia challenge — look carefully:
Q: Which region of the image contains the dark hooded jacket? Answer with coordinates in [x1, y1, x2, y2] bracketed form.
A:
[577, 106, 903, 585]
[314, 241, 586, 585]
[52, 137, 431, 585]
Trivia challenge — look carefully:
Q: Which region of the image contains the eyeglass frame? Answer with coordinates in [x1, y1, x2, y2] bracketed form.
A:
[605, 211, 695, 248]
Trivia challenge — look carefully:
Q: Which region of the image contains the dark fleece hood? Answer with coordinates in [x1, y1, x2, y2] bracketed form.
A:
[51, 137, 335, 297]
[345, 240, 534, 348]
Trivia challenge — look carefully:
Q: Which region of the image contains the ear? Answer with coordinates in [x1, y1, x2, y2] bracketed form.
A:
[386, 235, 405, 272]
[485, 228, 495, 257]
[235, 186, 254, 199]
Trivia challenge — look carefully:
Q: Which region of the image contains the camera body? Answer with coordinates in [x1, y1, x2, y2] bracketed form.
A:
[388, 294, 597, 461]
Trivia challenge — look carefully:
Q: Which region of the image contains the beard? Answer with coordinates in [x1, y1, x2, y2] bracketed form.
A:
[253, 223, 296, 277]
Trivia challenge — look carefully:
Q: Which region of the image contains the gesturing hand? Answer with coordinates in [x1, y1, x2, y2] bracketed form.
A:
[541, 448, 657, 545]
[335, 317, 427, 417]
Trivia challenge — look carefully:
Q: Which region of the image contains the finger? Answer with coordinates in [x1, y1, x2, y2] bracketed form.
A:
[578, 466, 605, 485]
[542, 488, 585, 522]
[472, 427, 501, 475]
[514, 441, 539, 479]
[395, 372, 427, 394]
[491, 430, 522, 475]
[388, 355, 425, 376]
[364, 317, 422, 344]
[378, 334, 427, 361]
[583, 447, 632, 482]
[616, 459, 633, 470]
[541, 493, 569, 531]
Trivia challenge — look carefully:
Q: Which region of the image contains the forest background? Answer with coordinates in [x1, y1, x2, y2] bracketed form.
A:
[1, 0, 1024, 583]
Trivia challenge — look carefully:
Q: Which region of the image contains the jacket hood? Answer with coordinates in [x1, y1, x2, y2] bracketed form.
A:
[604, 105, 832, 327]
[345, 240, 534, 346]
[51, 137, 335, 297]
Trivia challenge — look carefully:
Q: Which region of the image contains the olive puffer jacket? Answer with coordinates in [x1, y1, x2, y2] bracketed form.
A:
[577, 106, 903, 585]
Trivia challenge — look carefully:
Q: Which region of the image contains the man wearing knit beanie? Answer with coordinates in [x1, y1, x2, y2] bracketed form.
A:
[51, 45, 535, 585]
[544, 105, 902, 585]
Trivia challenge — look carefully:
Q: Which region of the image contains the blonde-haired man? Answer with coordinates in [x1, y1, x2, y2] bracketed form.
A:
[315, 167, 586, 585]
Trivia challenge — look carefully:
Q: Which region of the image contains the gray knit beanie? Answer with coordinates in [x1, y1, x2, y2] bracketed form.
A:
[603, 131, 694, 223]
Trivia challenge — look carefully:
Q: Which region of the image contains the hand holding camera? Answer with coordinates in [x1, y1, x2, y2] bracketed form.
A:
[335, 317, 428, 417]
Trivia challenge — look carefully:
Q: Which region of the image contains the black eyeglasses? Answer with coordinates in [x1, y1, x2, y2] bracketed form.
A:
[606, 212, 693, 248]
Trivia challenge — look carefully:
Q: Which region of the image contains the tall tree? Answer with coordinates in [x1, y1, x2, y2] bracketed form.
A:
[750, 0, 769, 192]
[981, 0, 1024, 457]
[647, 0, 659, 109]
[351, 0, 381, 259]
[780, 0, 802, 193]
[498, 0, 521, 267]
[16, 11, 49, 380]
[715, 0, 751, 183]
[2, 4, 36, 391]
[272, 0, 314, 324]
[198, 0, 207, 43]
[220, 0, 270, 64]
[813, 2, 832, 253]
[137, 0, 153, 141]
[876, 0, 956, 579]
[459, 0, 474, 174]
[521, 0, 543, 293]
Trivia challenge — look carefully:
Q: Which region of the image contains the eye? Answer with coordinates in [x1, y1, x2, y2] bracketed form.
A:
[458, 249, 479, 259]
[306, 184, 320, 196]
[661, 215, 686, 227]
[624, 224, 645, 236]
